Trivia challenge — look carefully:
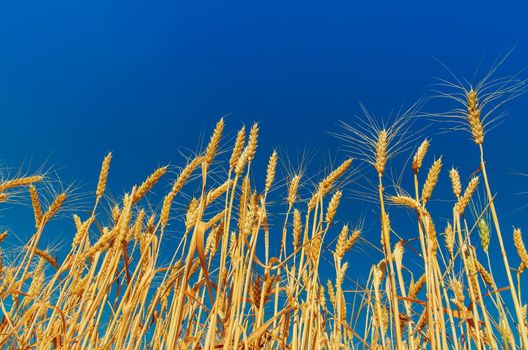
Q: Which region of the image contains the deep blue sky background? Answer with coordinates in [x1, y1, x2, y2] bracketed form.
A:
[1, 1, 528, 278]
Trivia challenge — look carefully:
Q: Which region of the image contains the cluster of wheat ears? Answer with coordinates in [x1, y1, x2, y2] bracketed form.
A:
[1, 70, 528, 350]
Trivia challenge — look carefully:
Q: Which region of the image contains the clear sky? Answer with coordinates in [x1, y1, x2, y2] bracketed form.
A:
[1, 0, 528, 278]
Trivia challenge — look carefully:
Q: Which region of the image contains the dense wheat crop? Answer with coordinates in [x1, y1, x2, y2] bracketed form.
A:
[1, 66, 528, 349]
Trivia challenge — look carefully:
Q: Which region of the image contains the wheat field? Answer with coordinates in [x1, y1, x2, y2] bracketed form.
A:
[0, 68, 528, 349]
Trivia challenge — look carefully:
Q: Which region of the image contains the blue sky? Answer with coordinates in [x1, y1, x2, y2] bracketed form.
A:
[1, 1, 528, 277]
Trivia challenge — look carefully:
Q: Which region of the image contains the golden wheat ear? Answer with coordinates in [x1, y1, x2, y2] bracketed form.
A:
[96, 152, 112, 200]
[432, 54, 526, 144]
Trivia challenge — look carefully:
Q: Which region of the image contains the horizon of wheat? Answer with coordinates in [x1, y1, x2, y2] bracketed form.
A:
[0, 65, 527, 349]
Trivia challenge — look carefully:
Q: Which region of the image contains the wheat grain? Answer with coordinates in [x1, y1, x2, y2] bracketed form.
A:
[321, 159, 352, 196]
[476, 260, 495, 288]
[444, 222, 454, 256]
[185, 198, 199, 231]
[375, 130, 388, 175]
[455, 176, 479, 214]
[393, 241, 404, 267]
[381, 212, 391, 254]
[408, 274, 426, 299]
[325, 190, 342, 224]
[33, 248, 59, 270]
[421, 158, 442, 205]
[235, 148, 249, 176]
[132, 166, 168, 204]
[390, 195, 421, 211]
[449, 168, 462, 198]
[171, 156, 203, 196]
[160, 192, 175, 229]
[0, 176, 43, 192]
[308, 159, 351, 211]
[287, 175, 301, 207]
[96, 153, 112, 199]
[467, 89, 484, 145]
[514, 228, 528, 266]
[205, 118, 225, 165]
[230, 126, 246, 169]
[478, 219, 491, 252]
[29, 185, 43, 228]
[292, 209, 302, 250]
[412, 139, 429, 173]
[42, 192, 67, 223]
[206, 180, 232, 205]
[335, 225, 349, 259]
[265, 151, 278, 193]
[346, 230, 361, 251]
[247, 123, 259, 162]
